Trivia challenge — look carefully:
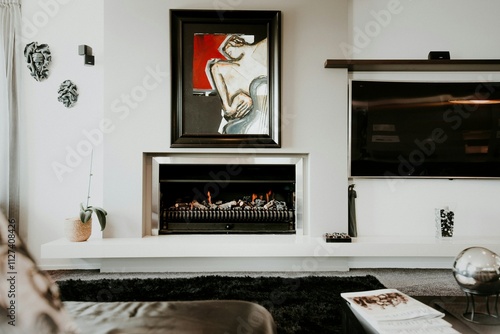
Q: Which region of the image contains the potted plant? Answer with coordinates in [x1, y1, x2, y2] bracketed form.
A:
[65, 151, 107, 242]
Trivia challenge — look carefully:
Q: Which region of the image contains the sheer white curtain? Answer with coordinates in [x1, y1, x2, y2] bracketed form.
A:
[0, 0, 21, 230]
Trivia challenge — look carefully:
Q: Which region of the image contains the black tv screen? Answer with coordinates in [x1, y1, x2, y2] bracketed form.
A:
[350, 80, 500, 178]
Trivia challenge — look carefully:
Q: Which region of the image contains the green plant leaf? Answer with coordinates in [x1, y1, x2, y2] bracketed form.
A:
[79, 210, 86, 222]
[94, 208, 107, 231]
[83, 210, 92, 223]
[90, 206, 107, 215]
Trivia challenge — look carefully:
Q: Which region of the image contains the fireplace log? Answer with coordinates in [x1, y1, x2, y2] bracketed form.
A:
[218, 200, 237, 210]
[264, 200, 275, 210]
[191, 200, 208, 210]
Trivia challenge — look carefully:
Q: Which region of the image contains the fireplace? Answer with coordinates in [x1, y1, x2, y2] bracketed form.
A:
[150, 155, 304, 235]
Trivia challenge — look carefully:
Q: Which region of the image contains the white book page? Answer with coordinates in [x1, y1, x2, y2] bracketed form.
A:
[379, 318, 461, 333]
[341, 289, 444, 323]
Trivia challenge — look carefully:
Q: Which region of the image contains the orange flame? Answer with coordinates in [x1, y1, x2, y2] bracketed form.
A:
[207, 191, 212, 204]
[266, 190, 272, 202]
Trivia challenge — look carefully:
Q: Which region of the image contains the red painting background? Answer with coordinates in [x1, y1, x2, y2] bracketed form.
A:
[192, 34, 227, 91]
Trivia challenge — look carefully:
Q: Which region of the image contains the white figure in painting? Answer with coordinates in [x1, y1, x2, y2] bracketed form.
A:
[207, 35, 269, 135]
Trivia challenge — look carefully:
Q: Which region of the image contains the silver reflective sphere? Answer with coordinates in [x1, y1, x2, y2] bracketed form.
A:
[453, 247, 500, 295]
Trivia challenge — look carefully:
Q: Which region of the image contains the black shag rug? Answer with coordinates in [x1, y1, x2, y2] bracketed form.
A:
[57, 275, 385, 333]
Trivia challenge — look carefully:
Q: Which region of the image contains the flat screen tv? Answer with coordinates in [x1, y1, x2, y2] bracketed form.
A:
[350, 80, 500, 178]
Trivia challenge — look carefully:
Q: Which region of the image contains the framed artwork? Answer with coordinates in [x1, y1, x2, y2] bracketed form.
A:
[170, 9, 281, 148]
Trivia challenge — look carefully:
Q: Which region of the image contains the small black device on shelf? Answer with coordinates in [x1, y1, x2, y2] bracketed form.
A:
[428, 51, 450, 60]
[324, 232, 352, 243]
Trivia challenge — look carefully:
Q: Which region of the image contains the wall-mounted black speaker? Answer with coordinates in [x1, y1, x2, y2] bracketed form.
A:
[84, 55, 95, 66]
[79, 45, 95, 66]
[78, 45, 92, 56]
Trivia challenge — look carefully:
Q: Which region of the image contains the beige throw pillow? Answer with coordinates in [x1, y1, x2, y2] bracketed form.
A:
[0, 212, 79, 333]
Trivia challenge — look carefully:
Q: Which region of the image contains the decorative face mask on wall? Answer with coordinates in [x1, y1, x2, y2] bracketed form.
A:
[24, 42, 51, 81]
[57, 80, 78, 108]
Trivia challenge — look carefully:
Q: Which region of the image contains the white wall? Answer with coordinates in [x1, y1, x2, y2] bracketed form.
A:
[21, 0, 104, 268]
[20, 0, 500, 269]
[348, 0, 500, 59]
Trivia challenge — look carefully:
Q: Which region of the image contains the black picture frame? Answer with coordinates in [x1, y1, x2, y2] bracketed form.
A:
[170, 9, 281, 148]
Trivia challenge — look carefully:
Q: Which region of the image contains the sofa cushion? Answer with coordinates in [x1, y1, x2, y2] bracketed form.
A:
[63, 300, 277, 334]
[0, 212, 78, 333]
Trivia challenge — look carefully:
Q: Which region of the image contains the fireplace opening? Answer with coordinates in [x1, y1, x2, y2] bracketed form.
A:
[157, 163, 296, 234]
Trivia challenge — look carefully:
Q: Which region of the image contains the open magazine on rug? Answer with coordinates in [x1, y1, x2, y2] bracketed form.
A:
[341, 289, 461, 333]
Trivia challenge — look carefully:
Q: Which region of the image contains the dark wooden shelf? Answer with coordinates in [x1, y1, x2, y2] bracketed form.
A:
[324, 59, 500, 71]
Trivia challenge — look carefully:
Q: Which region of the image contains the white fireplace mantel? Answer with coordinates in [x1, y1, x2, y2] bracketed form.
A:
[40, 235, 500, 272]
